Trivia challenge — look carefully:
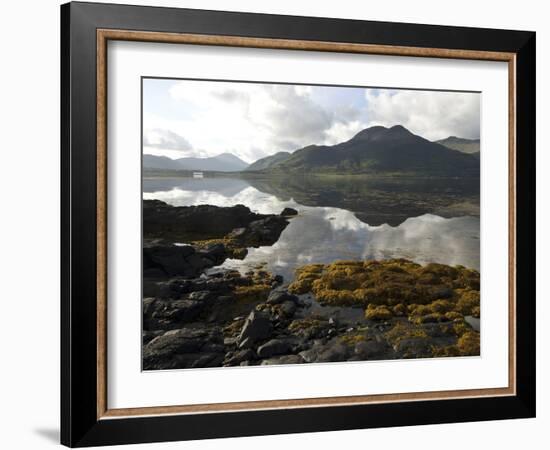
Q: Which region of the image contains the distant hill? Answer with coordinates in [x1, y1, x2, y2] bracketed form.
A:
[143, 152, 249, 172]
[143, 154, 179, 170]
[436, 136, 480, 154]
[246, 152, 291, 171]
[261, 125, 479, 176]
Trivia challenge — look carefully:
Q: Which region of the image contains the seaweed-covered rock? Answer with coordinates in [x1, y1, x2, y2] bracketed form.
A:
[143, 200, 291, 247]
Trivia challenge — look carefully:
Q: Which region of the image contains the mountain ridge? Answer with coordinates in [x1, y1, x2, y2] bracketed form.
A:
[252, 125, 479, 176]
[143, 152, 249, 172]
[435, 136, 480, 154]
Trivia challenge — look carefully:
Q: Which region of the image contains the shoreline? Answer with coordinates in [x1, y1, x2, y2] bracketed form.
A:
[142, 200, 480, 370]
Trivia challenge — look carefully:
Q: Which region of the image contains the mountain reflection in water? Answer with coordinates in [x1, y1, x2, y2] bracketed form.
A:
[143, 176, 480, 281]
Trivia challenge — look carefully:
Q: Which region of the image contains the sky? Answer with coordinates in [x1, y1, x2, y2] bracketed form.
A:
[143, 78, 480, 164]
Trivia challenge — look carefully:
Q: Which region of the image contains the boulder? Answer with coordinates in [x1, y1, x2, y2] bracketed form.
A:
[143, 298, 205, 331]
[237, 311, 273, 347]
[257, 339, 293, 358]
[279, 301, 297, 318]
[354, 339, 390, 359]
[261, 354, 304, 365]
[266, 289, 299, 305]
[143, 327, 224, 370]
[280, 207, 298, 216]
[143, 200, 290, 245]
[224, 348, 256, 366]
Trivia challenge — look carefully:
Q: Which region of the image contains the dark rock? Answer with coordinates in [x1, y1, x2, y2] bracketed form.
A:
[197, 243, 227, 265]
[393, 337, 434, 358]
[224, 337, 238, 346]
[261, 354, 304, 365]
[188, 290, 215, 302]
[143, 200, 289, 245]
[143, 268, 167, 279]
[354, 340, 389, 359]
[266, 289, 299, 305]
[238, 337, 254, 349]
[225, 348, 256, 366]
[316, 342, 350, 362]
[280, 207, 298, 216]
[143, 327, 224, 370]
[189, 353, 225, 368]
[157, 278, 193, 299]
[143, 298, 207, 331]
[279, 301, 297, 318]
[257, 339, 293, 358]
[227, 227, 247, 239]
[142, 330, 163, 346]
[237, 311, 273, 347]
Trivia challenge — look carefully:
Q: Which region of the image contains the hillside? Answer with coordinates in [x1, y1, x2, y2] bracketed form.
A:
[143, 152, 248, 172]
[257, 125, 479, 176]
[436, 136, 480, 154]
[245, 152, 291, 171]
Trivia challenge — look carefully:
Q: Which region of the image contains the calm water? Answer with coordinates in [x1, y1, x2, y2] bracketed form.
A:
[143, 176, 480, 283]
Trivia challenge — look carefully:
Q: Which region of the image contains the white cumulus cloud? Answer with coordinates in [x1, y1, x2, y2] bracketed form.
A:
[364, 89, 480, 141]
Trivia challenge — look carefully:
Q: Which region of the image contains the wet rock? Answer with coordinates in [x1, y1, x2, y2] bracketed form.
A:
[143, 200, 292, 249]
[279, 301, 297, 318]
[354, 340, 389, 359]
[143, 327, 223, 370]
[143, 245, 201, 278]
[261, 354, 304, 365]
[393, 337, 434, 358]
[157, 278, 194, 299]
[197, 243, 227, 265]
[188, 290, 215, 302]
[299, 345, 323, 363]
[143, 298, 206, 331]
[143, 330, 163, 346]
[237, 311, 273, 347]
[224, 337, 238, 346]
[224, 348, 256, 366]
[266, 289, 299, 305]
[280, 207, 298, 216]
[316, 342, 350, 362]
[257, 339, 293, 358]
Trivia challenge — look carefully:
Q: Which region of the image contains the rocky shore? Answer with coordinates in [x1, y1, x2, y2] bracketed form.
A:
[142, 200, 480, 370]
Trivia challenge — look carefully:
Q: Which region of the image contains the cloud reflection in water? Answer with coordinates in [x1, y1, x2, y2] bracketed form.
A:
[143, 177, 479, 282]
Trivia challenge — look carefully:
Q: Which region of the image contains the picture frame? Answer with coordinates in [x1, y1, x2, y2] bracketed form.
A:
[61, 1, 536, 447]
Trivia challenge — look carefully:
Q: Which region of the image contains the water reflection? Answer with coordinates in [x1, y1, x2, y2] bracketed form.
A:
[143, 176, 480, 281]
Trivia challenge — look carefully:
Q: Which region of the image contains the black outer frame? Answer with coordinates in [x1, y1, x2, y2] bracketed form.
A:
[60, 1, 536, 447]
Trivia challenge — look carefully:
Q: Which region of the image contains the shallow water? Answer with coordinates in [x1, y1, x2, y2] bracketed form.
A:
[143, 176, 480, 283]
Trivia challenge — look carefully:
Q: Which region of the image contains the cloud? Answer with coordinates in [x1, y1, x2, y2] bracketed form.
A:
[364, 89, 480, 141]
[143, 80, 480, 163]
[143, 128, 192, 151]
[162, 81, 363, 162]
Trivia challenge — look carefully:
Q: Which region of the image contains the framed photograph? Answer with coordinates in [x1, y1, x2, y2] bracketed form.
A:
[61, 1, 536, 447]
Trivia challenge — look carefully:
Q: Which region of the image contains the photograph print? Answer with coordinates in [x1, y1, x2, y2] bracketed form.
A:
[142, 78, 481, 371]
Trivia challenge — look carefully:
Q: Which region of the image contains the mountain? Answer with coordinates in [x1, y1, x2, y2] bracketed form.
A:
[436, 136, 480, 154]
[143, 153, 249, 172]
[176, 153, 249, 172]
[143, 154, 180, 170]
[265, 125, 479, 176]
[246, 152, 291, 171]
